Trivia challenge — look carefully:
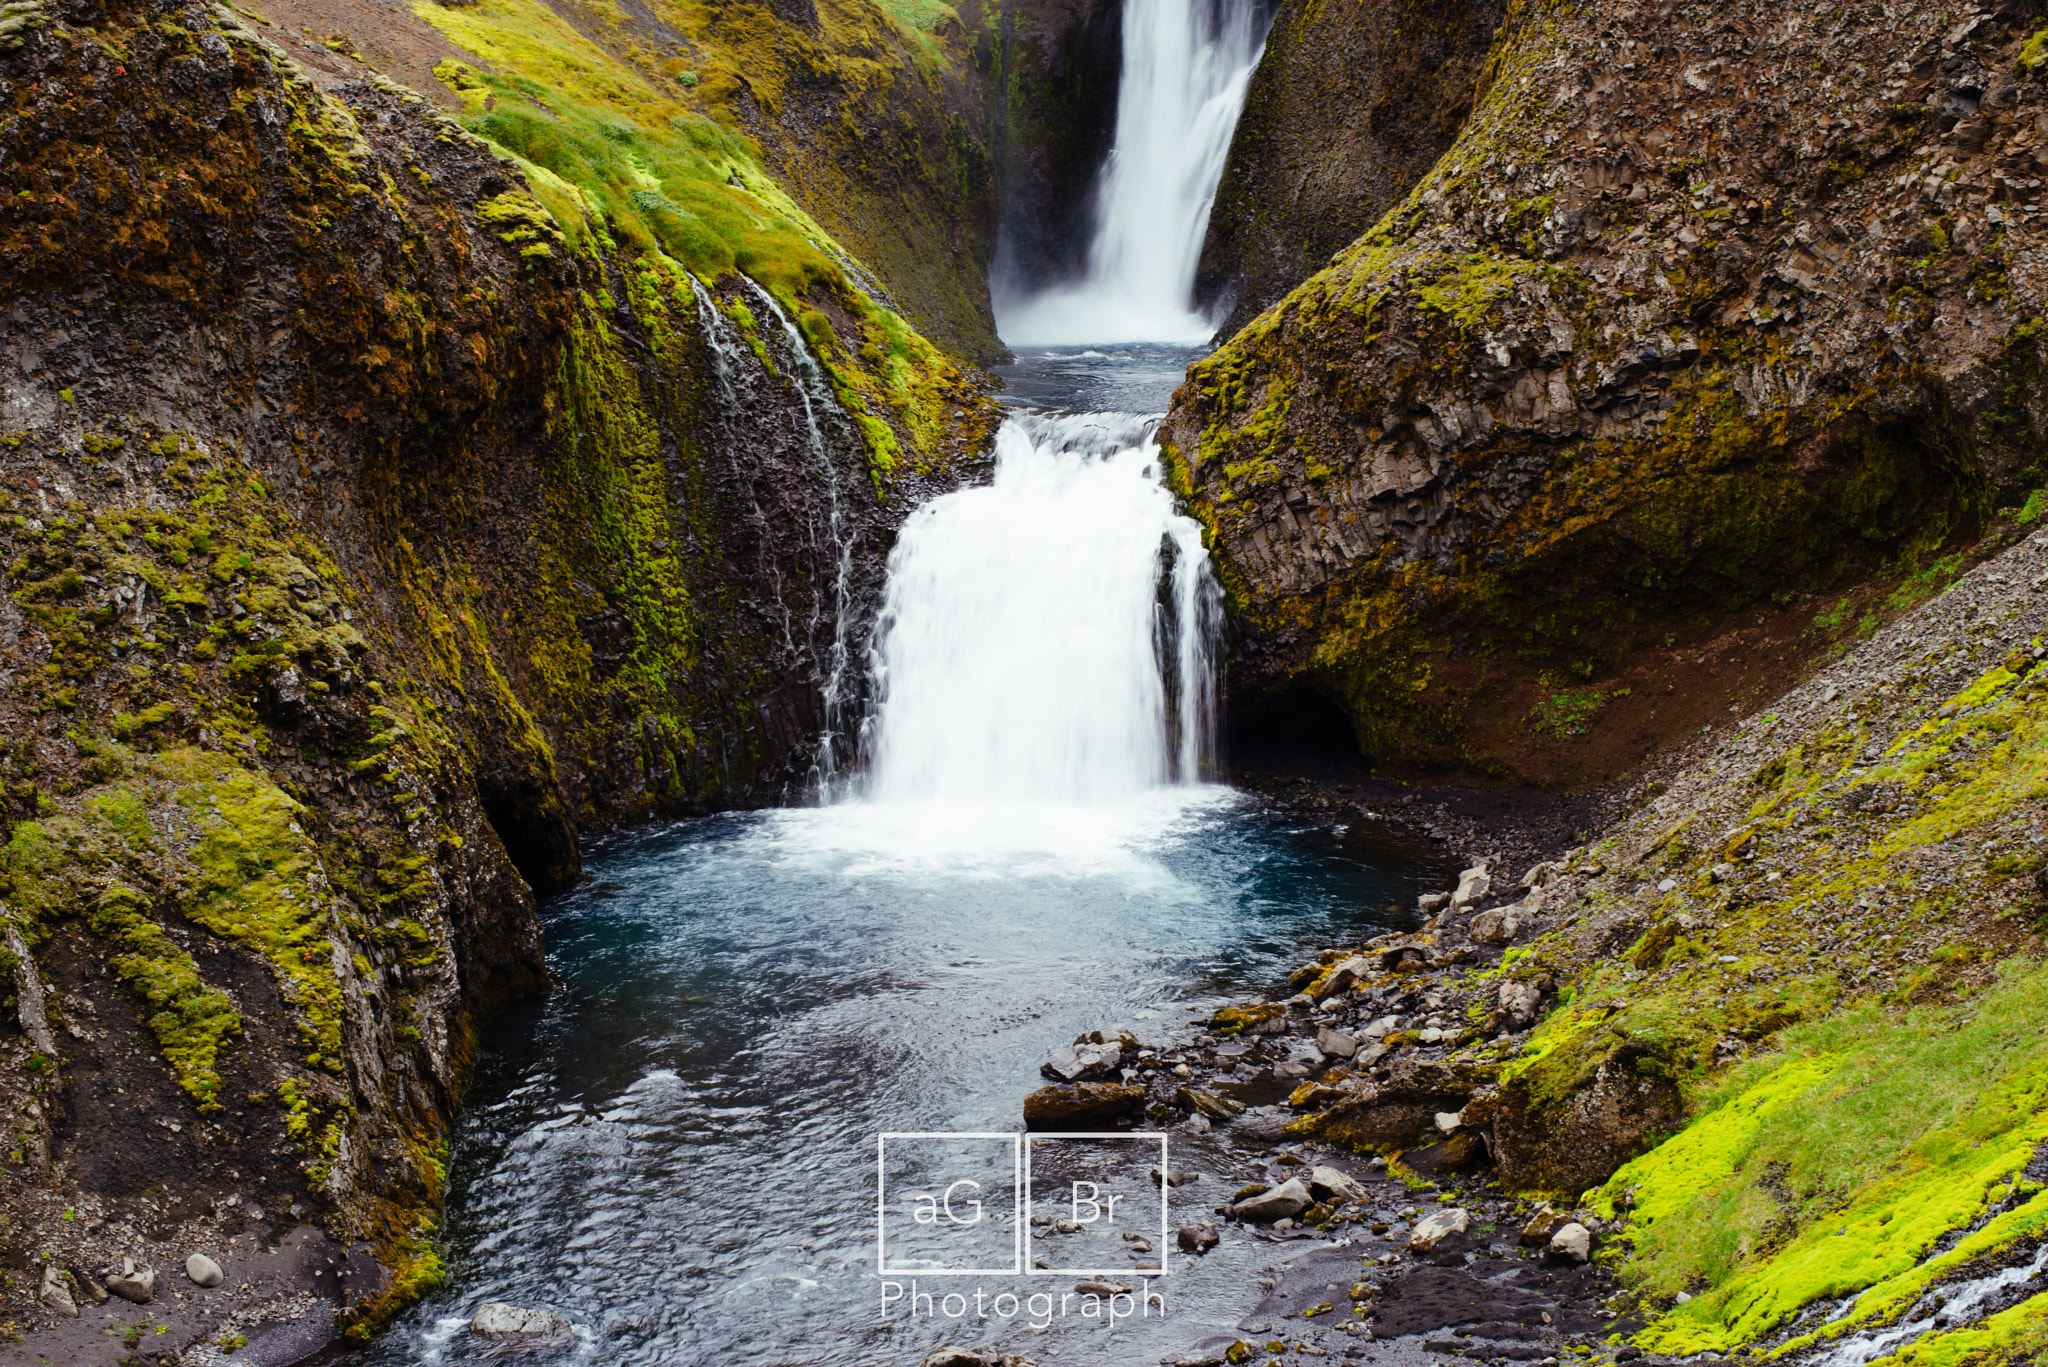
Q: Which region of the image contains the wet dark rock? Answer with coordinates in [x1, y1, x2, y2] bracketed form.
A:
[1073, 1279, 1130, 1296]
[1022, 1082, 1146, 1130]
[1177, 1223, 1220, 1254]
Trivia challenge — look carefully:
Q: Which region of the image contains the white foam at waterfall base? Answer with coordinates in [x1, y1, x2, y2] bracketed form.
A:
[995, 0, 1268, 345]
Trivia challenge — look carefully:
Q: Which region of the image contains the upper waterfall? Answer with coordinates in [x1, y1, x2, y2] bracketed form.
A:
[996, 0, 1269, 346]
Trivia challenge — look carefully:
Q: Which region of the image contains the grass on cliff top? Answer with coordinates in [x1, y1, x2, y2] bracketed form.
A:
[417, 0, 973, 470]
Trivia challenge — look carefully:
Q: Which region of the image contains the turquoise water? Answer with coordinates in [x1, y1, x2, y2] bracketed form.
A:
[367, 346, 1448, 1365]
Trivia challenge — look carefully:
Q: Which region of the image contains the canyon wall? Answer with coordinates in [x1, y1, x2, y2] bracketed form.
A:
[0, 0, 1003, 1344]
[1169, 0, 2048, 788]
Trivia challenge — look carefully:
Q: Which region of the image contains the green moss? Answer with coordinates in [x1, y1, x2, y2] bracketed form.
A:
[88, 885, 242, 1112]
[174, 757, 345, 1069]
[2020, 25, 2047, 74]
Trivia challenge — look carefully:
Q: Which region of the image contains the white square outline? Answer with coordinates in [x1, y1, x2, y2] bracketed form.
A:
[1023, 1132, 1171, 1278]
[875, 1132, 1023, 1277]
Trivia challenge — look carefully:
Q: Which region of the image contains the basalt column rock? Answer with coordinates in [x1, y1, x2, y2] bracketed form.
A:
[1196, 0, 1507, 333]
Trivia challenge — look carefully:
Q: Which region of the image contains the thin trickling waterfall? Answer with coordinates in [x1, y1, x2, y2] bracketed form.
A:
[996, 0, 1269, 345]
[860, 412, 1219, 805]
[736, 280, 862, 795]
[692, 275, 865, 797]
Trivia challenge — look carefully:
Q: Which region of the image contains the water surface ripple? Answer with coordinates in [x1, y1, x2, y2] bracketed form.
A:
[369, 796, 1446, 1364]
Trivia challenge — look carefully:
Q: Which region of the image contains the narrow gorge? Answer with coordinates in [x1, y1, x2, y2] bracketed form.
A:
[0, 0, 2043, 1362]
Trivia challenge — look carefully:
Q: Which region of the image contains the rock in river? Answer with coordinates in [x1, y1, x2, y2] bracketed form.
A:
[1023, 1082, 1146, 1129]
[1233, 1177, 1312, 1222]
[1178, 1223, 1220, 1254]
[470, 1301, 572, 1341]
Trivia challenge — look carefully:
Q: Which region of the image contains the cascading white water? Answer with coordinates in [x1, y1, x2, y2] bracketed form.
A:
[996, 0, 1269, 345]
[860, 412, 1218, 806]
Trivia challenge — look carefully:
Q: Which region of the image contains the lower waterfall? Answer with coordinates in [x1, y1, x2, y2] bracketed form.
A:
[860, 410, 1219, 806]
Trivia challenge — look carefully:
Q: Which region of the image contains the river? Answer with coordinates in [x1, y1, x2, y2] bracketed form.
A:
[360, 346, 1447, 1365]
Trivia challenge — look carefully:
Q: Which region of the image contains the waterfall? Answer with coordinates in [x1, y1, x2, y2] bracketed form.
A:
[860, 412, 1219, 805]
[996, 0, 1269, 346]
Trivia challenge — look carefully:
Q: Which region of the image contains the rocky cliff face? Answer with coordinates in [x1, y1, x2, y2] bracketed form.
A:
[969, 0, 1126, 299]
[1196, 0, 1504, 333]
[0, 0, 999, 1351]
[1167, 0, 2048, 786]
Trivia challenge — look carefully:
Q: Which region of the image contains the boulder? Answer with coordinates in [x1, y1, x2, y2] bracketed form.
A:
[185, 1253, 224, 1288]
[1210, 1004, 1286, 1035]
[104, 1258, 154, 1305]
[1315, 1027, 1359, 1058]
[38, 1265, 76, 1318]
[1233, 1177, 1312, 1222]
[1450, 865, 1492, 910]
[1177, 1223, 1220, 1254]
[1040, 1043, 1121, 1082]
[1497, 979, 1543, 1029]
[1175, 1087, 1244, 1121]
[1470, 907, 1525, 945]
[1023, 1082, 1146, 1129]
[470, 1302, 572, 1341]
[1518, 1206, 1566, 1247]
[1306, 1165, 1365, 1204]
[1418, 892, 1451, 914]
[1291, 1057, 1484, 1151]
[1403, 1132, 1490, 1177]
[1408, 1207, 1470, 1251]
[1236, 1113, 1295, 1142]
[1380, 944, 1429, 973]
[1492, 1041, 1686, 1194]
[1310, 955, 1370, 1001]
[1549, 1222, 1592, 1263]
[1519, 861, 1562, 890]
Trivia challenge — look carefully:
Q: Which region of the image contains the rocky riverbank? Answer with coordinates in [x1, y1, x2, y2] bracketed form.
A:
[1003, 515, 2048, 1367]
